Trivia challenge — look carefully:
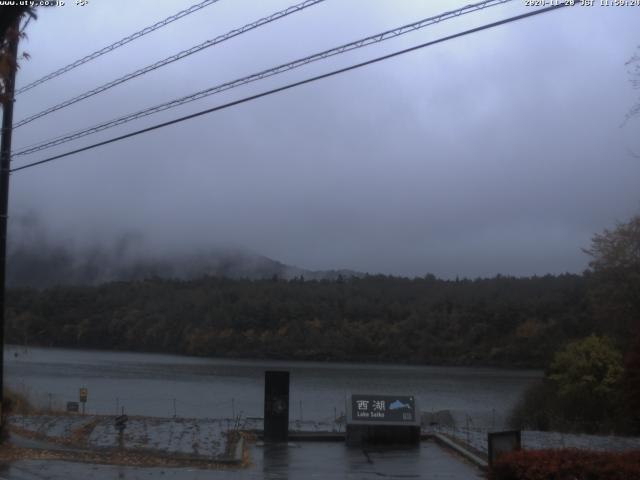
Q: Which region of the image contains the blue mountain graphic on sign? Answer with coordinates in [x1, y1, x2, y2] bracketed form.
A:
[388, 400, 411, 410]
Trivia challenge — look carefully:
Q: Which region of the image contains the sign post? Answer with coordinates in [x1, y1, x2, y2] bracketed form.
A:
[79, 387, 88, 415]
[115, 409, 128, 449]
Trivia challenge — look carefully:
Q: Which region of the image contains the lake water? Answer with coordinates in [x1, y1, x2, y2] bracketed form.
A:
[4, 345, 541, 428]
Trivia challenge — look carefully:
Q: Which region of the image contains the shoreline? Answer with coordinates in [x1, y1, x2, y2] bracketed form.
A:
[4, 343, 547, 372]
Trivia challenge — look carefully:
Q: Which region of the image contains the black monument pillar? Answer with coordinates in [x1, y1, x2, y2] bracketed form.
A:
[264, 371, 289, 442]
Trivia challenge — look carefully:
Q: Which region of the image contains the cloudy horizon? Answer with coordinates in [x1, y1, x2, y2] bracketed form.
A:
[6, 0, 640, 279]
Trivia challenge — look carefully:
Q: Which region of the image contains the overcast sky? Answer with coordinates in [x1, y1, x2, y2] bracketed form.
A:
[7, 0, 640, 278]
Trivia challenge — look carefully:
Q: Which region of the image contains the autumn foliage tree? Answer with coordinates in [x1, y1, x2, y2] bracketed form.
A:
[584, 214, 640, 341]
[509, 335, 625, 433]
[548, 335, 624, 430]
[626, 45, 640, 123]
[583, 214, 640, 429]
[625, 335, 640, 431]
[0, 6, 35, 103]
[509, 214, 640, 434]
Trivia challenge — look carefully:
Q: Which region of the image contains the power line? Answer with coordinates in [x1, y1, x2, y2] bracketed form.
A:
[11, 3, 570, 174]
[13, 0, 326, 129]
[15, 0, 222, 96]
[13, 0, 513, 157]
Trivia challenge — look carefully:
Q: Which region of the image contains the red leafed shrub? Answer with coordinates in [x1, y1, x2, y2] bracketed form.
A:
[490, 449, 640, 480]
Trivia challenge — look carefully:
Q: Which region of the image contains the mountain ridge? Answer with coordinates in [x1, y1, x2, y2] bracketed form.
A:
[7, 243, 362, 288]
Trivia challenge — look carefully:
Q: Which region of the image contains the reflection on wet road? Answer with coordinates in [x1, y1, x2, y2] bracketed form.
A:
[1, 441, 482, 479]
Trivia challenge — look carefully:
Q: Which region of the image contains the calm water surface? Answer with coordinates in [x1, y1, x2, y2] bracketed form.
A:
[5, 345, 540, 428]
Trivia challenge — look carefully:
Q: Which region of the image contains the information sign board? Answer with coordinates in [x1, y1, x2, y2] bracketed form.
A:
[351, 394, 416, 423]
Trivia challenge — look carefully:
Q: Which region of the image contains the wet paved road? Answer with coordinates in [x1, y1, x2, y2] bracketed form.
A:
[0, 441, 483, 479]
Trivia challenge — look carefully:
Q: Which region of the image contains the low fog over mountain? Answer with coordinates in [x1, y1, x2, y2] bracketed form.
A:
[8, 2, 639, 281]
[7, 213, 360, 288]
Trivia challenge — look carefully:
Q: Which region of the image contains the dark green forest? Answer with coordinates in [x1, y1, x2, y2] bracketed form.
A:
[5, 272, 600, 367]
[5, 213, 638, 374]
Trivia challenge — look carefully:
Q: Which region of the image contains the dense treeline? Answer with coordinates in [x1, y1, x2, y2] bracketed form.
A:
[509, 214, 640, 434]
[5, 273, 597, 367]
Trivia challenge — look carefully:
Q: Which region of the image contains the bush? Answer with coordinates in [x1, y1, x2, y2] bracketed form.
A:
[623, 333, 640, 432]
[508, 336, 628, 434]
[508, 380, 556, 431]
[4, 387, 35, 414]
[1, 387, 35, 441]
[490, 449, 640, 480]
[549, 335, 623, 406]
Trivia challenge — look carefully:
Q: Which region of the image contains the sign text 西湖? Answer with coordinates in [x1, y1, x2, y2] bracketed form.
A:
[351, 394, 415, 423]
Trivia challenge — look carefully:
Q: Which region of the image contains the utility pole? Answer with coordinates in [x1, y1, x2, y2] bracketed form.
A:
[0, 16, 21, 441]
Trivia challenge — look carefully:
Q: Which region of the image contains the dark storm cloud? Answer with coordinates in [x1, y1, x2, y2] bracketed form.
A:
[6, 0, 640, 278]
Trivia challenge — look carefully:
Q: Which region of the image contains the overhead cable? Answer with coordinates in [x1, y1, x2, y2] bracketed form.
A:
[11, 3, 571, 173]
[13, 0, 326, 128]
[15, 0, 222, 95]
[13, 0, 513, 156]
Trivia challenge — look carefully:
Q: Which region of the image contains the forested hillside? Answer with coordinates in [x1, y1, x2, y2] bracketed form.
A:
[5, 273, 596, 367]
